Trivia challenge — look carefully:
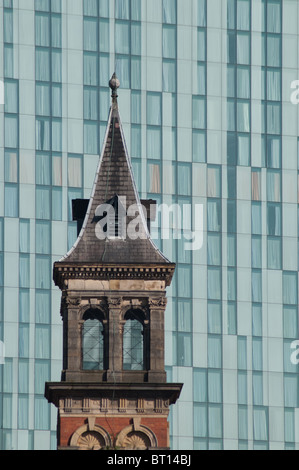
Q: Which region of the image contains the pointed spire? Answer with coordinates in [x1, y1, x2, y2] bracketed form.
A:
[56, 75, 171, 267]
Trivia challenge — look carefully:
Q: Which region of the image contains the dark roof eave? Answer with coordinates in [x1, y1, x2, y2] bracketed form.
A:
[53, 262, 176, 289]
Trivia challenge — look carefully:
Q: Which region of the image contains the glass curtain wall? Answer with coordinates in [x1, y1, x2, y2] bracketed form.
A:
[1, 0, 299, 451]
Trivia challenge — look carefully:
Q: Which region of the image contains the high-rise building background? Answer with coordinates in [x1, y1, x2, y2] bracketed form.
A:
[0, 0, 299, 450]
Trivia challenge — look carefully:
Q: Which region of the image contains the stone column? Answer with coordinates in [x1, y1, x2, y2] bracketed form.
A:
[106, 297, 123, 382]
[63, 295, 82, 372]
[69, 309, 82, 371]
[147, 296, 167, 383]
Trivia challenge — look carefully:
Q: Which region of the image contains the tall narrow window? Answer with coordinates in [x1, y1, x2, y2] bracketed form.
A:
[82, 310, 105, 370]
[123, 310, 144, 371]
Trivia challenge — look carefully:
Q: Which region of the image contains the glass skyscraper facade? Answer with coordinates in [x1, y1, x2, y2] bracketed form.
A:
[0, 0, 299, 450]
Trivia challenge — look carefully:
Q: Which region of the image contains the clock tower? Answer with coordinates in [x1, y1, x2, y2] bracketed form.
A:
[45, 74, 183, 450]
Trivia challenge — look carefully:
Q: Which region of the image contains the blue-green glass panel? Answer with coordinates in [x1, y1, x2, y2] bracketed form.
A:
[19, 290, 30, 323]
[238, 371, 247, 404]
[35, 256, 51, 289]
[163, 25, 176, 59]
[51, 14, 61, 48]
[283, 272, 298, 306]
[36, 13, 50, 47]
[194, 404, 207, 438]
[115, 55, 130, 89]
[5, 81, 18, 114]
[36, 290, 51, 324]
[35, 325, 51, 359]
[34, 396, 50, 430]
[208, 335, 222, 368]
[253, 407, 268, 441]
[177, 333, 192, 366]
[84, 0, 98, 16]
[84, 18, 98, 51]
[4, 10, 13, 43]
[238, 406, 248, 440]
[115, 0, 129, 19]
[194, 369, 207, 402]
[237, 0, 250, 31]
[5, 184, 18, 218]
[99, 18, 109, 52]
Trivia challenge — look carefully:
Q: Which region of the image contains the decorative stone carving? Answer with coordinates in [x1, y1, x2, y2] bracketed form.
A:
[155, 398, 163, 414]
[100, 398, 108, 412]
[122, 432, 148, 450]
[60, 295, 82, 315]
[108, 297, 122, 307]
[137, 398, 145, 414]
[77, 432, 103, 450]
[83, 398, 90, 412]
[59, 395, 170, 416]
[115, 421, 158, 449]
[67, 297, 82, 307]
[148, 297, 167, 308]
[70, 421, 112, 450]
[54, 265, 175, 289]
[64, 398, 72, 413]
[119, 398, 127, 413]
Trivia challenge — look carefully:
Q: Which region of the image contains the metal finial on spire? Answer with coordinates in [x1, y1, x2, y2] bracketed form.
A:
[109, 73, 120, 106]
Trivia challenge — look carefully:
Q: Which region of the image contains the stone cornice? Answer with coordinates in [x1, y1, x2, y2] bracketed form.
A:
[53, 263, 176, 289]
[45, 382, 183, 409]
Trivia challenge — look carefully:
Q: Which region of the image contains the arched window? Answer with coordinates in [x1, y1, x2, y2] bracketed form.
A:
[82, 309, 105, 370]
[123, 310, 144, 371]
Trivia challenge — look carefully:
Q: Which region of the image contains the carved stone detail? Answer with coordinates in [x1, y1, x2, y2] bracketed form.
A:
[148, 297, 167, 309]
[54, 265, 175, 289]
[137, 398, 145, 414]
[60, 294, 82, 315]
[119, 398, 127, 413]
[70, 422, 112, 450]
[101, 398, 108, 412]
[122, 433, 148, 450]
[155, 398, 163, 414]
[64, 398, 72, 413]
[83, 398, 90, 412]
[59, 396, 169, 415]
[109, 297, 122, 305]
[115, 422, 158, 449]
[77, 432, 102, 450]
[67, 297, 82, 307]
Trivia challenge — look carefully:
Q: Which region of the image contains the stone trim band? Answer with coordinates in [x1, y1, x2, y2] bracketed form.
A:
[53, 263, 175, 288]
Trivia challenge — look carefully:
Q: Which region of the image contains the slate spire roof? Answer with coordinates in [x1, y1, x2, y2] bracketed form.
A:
[59, 74, 170, 265]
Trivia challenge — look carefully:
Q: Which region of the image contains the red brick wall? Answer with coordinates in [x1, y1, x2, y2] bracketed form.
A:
[59, 415, 169, 448]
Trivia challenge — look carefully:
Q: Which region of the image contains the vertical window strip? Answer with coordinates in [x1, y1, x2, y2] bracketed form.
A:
[34, 4, 60, 353]
[4, 3, 19, 217]
[35, 4, 62, 228]
[192, 3, 207, 163]
[261, 0, 282, 169]
[227, 0, 252, 167]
